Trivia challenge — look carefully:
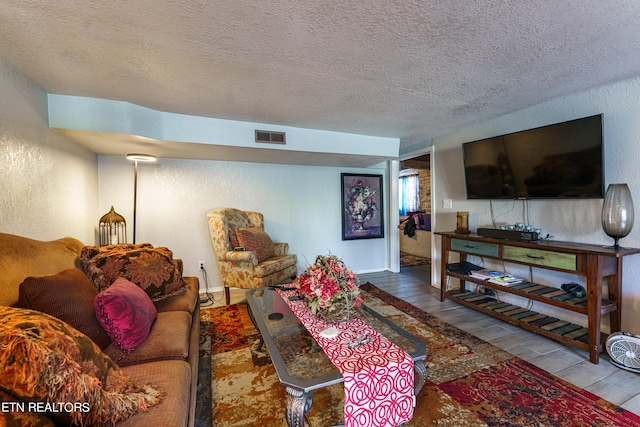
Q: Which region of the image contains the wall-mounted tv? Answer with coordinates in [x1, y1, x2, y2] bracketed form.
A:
[462, 114, 604, 199]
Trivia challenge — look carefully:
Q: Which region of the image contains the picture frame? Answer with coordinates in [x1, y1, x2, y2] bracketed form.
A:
[341, 173, 384, 240]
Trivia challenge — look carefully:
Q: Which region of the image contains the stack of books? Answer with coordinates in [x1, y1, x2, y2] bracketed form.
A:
[469, 269, 524, 286]
[488, 275, 524, 286]
[469, 269, 502, 280]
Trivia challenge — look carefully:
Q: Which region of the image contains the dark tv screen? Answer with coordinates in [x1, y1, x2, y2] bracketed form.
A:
[462, 114, 604, 199]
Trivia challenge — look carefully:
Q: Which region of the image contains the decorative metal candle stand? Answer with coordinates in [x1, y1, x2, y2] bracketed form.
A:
[99, 206, 127, 246]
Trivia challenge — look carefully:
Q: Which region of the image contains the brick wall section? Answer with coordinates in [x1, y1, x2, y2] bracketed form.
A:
[418, 169, 431, 213]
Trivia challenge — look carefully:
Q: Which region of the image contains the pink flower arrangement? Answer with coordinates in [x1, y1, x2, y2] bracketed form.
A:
[296, 253, 363, 316]
[346, 180, 377, 230]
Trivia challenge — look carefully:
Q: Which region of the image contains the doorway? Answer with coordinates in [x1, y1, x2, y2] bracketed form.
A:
[398, 154, 431, 268]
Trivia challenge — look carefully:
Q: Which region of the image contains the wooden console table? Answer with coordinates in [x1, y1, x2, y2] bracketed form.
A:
[436, 231, 640, 363]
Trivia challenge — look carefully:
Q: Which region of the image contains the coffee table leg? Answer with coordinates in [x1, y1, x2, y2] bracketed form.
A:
[414, 360, 426, 396]
[285, 387, 313, 427]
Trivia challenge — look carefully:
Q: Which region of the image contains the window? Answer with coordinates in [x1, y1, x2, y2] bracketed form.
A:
[399, 171, 420, 216]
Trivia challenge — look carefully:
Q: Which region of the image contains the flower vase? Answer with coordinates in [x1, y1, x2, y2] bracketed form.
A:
[353, 219, 366, 231]
[296, 253, 364, 324]
[316, 300, 358, 324]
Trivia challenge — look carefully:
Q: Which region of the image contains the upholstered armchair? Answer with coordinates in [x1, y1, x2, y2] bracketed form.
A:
[207, 208, 298, 304]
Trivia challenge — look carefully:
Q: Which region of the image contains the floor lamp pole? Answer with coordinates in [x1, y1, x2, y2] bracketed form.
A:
[126, 153, 157, 245]
[132, 159, 139, 244]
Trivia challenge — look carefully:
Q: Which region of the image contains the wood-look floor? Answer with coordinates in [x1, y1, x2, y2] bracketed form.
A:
[200, 264, 640, 415]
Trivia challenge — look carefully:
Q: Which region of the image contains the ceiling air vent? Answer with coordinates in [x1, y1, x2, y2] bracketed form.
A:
[255, 130, 286, 144]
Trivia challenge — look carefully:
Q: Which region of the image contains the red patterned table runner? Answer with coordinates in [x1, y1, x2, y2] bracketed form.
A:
[276, 289, 415, 427]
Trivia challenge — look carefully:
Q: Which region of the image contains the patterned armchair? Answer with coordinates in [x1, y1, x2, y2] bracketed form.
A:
[207, 208, 298, 304]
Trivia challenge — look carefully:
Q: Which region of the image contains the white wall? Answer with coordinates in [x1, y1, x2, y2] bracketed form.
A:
[0, 56, 392, 295]
[432, 76, 640, 334]
[97, 156, 389, 291]
[48, 94, 400, 163]
[0, 59, 97, 242]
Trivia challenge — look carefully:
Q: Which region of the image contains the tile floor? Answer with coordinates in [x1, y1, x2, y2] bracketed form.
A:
[201, 263, 640, 415]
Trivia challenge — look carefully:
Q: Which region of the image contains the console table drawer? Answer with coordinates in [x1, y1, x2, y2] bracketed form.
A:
[503, 246, 577, 271]
[451, 238, 499, 258]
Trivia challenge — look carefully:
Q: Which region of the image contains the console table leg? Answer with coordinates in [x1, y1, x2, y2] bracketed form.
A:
[414, 360, 427, 396]
[286, 387, 313, 427]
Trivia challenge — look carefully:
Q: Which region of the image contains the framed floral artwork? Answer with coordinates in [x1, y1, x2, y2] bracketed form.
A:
[341, 173, 384, 240]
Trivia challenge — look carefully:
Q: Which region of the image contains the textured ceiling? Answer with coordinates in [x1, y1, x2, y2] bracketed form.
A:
[2, 1, 640, 162]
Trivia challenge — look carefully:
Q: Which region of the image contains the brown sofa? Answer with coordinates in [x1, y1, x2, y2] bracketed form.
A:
[0, 232, 200, 427]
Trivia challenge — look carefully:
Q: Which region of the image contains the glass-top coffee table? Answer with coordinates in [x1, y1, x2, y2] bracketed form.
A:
[246, 288, 427, 427]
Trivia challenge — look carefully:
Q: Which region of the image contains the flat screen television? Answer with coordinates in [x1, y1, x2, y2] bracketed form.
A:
[462, 114, 604, 199]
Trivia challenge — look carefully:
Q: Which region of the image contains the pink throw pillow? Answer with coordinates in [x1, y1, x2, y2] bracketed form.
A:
[94, 278, 157, 353]
[235, 227, 275, 262]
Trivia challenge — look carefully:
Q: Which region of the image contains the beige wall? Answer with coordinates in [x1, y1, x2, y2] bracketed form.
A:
[0, 59, 98, 243]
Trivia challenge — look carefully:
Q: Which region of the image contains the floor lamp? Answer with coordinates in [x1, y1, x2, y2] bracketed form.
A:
[126, 153, 157, 243]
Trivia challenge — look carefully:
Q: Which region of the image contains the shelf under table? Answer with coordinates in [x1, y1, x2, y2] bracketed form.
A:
[445, 289, 608, 354]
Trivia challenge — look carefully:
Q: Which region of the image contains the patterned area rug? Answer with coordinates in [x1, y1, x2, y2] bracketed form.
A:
[196, 283, 640, 426]
[400, 251, 430, 267]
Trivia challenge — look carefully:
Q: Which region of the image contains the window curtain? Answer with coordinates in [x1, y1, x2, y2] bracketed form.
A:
[399, 174, 420, 216]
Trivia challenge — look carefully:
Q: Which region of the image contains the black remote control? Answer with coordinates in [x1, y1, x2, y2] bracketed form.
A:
[270, 285, 297, 291]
